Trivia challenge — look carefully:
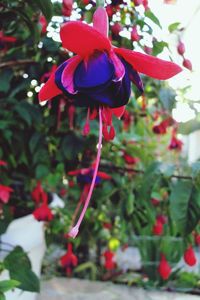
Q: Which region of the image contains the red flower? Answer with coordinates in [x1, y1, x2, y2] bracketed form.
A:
[0, 31, 16, 52]
[151, 198, 160, 206]
[153, 118, 172, 134]
[152, 218, 163, 236]
[111, 23, 122, 37]
[168, 131, 183, 151]
[31, 181, 48, 204]
[0, 185, 13, 204]
[195, 234, 200, 246]
[0, 160, 7, 167]
[33, 202, 53, 221]
[103, 250, 116, 271]
[184, 246, 197, 266]
[122, 110, 132, 131]
[103, 222, 112, 230]
[158, 254, 171, 280]
[123, 152, 140, 165]
[60, 243, 78, 276]
[133, 0, 143, 6]
[39, 15, 48, 34]
[38, 7, 181, 238]
[62, 0, 73, 17]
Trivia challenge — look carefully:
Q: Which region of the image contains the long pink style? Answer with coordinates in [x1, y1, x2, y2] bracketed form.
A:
[68, 107, 103, 238]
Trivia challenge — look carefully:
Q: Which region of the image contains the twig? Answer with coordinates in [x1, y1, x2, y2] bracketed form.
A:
[0, 59, 37, 69]
[99, 163, 192, 180]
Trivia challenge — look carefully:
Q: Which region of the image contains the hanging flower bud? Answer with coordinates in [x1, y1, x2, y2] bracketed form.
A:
[39, 15, 48, 34]
[184, 246, 197, 266]
[131, 26, 140, 42]
[103, 250, 116, 271]
[183, 58, 192, 71]
[111, 23, 122, 37]
[133, 0, 143, 6]
[158, 254, 171, 280]
[177, 41, 185, 55]
[152, 218, 163, 236]
[62, 0, 73, 17]
[195, 234, 200, 246]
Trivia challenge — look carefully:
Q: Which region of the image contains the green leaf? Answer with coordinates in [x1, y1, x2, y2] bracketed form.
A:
[0, 292, 5, 300]
[0, 70, 13, 93]
[168, 22, 181, 33]
[29, 133, 43, 154]
[34, 0, 53, 21]
[0, 280, 20, 293]
[4, 246, 40, 292]
[14, 103, 32, 126]
[126, 193, 135, 215]
[169, 180, 193, 234]
[35, 164, 49, 179]
[159, 87, 176, 112]
[152, 41, 168, 56]
[145, 10, 162, 28]
[0, 206, 13, 235]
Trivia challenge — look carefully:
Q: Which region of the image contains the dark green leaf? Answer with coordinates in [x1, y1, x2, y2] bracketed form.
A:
[35, 164, 49, 179]
[34, 0, 53, 21]
[169, 180, 193, 234]
[4, 246, 40, 292]
[0, 70, 13, 93]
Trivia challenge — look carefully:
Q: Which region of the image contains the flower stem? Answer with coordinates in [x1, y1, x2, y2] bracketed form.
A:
[68, 107, 103, 238]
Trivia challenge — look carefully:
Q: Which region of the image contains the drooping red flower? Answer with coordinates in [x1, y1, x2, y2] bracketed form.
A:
[0, 31, 17, 52]
[133, 0, 143, 6]
[0, 160, 7, 167]
[33, 202, 53, 221]
[152, 218, 163, 236]
[153, 117, 173, 134]
[158, 254, 171, 280]
[0, 185, 13, 204]
[123, 152, 140, 165]
[151, 198, 160, 206]
[38, 7, 181, 238]
[31, 181, 48, 204]
[184, 246, 197, 266]
[168, 130, 183, 151]
[62, 0, 73, 17]
[39, 15, 48, 34]
[60, 243, 78, 276]
[195, 234, 200, 246]
[103, 249, 116, 271]
[121, 110, 132, 131]
[111, 23, 122, 38]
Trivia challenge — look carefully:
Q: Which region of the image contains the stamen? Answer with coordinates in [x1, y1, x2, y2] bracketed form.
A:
[82, 108, 90, 136]
[68, 107, 103, 238]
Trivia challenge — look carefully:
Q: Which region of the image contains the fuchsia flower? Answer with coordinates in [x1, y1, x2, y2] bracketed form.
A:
[168, 130, 183, 151]
[62, 0, 73, 17]
[152, 117, 173, 134]
[184, 246, 197, 266]
[0, 160, 7, 167]
[152, 217, 163, 236]
[123, 152, 139, 165]
[60, 243, 78, 276]
[0, 31, 16, 52]
[32, 181, 53, 221]
[0, 185, 13, 204]
[158, 254, 171, 280]
[39, 15, 48, 34]
[31, 181, 47, 204]
[131, 26, 140, 42]
[103, 249, 116, 271]
[39, 7, 181, 238]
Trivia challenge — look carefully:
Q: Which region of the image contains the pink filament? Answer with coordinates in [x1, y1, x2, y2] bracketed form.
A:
[68, 107, 103, 238]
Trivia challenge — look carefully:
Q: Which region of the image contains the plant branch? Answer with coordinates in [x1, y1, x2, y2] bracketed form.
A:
[0, 59, 37, 69]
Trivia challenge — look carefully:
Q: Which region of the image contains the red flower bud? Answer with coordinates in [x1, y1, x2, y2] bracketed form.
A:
[152, 219, 163, 236]
[158, 254, 171, 280]
[183, 58, 192, 71]
[111, 23, 122, 37]
[62, 0, 73, 17]
[131, 26, 140, 42]
[177, 41, 185, 55]
[195, 234, 200, 246]
[133, 0, 143, 6]
[184, 246, 197, 266]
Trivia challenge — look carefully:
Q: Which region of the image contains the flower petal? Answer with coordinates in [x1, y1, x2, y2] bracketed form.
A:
[39, 71, 62, 102]
[60, 21, 111, 57]
[110, 51, 125, 81]
[93, 7, 108, 37]
[111, 106, 125, 118]
[61, 55, 82, 94]
[74, 52, 114, 90]
[114, 48, 182, 80]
